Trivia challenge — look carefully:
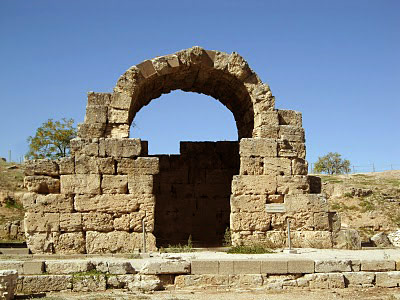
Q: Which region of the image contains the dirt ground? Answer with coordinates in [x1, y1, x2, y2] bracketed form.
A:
[28, 288, 400, 300]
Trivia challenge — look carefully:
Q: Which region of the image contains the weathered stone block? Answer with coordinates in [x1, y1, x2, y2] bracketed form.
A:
[261, 260, 288, 274]
[54, 232, 86, 254]
[0, 270, 18, 300]
[22, 275, 72, 293]
[82, 212, 114, 232]
[254, 111, 279, 127]
[72, 274, 107, 292]
[77, 123, 106, 139]
[279, 125, 305, 142]
[375, 271, 400, 287]
[24, 176, 60, 194]
[60, 174, 101, 194]
[230, 194, 267, 213]
[22, 193, 73, 213]
[24, 159, 59, 176]
[60, 213, 82, 232]
[361, 260, 396, 271]
[118, 157, 159, 175]
[333, 229, 361, 250]
[87, 92, 112, 106]
[343, 272, 375, 287]
[292, 158, 308, 175]
[240, 138, 277, 157]
[233, 260, 261, 274]
[315, 260, 352, 273]
[219, 261, 234, 275]
[70, 138, 99, 156]
[113, 214, 130, 231]
[140, 260, 190, 275]
[231, 211, 271, 231]
[291, 231, 333, 248]
[75, 155, 114, 174]
[191, 260, 218, 275]
[239, 156, 264, 175]
[102, 175, 128, 194]
[278, 140, 306, 159]
[74, 194, 144, 213]
[108, 108, 129, 123]
[24, 213, 59, 233]
[23, 261, 44, 275]
[231, 175, 277, 195]
[58, 157, 75, 174]
[99, 138, 143, 158]
[84, 105, 108, 124]
[314, 212, 330, 231]
[107, 123, 130, 139]
[264, 157, 292, 176]
[252, 125, 279, 139]
[85, 231, 156, 254]
[277, 175, 310, 194]
[277, 110, 302, 127]
[287, 260, 314, 274]
[45, 260, 93, 274]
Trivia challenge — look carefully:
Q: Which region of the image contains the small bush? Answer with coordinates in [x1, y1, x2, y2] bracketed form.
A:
[4, 196, 23, 210]
[227, 244, 274, 254]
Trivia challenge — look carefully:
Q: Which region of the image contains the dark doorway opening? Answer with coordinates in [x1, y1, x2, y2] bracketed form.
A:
[153, 141, 240, 247]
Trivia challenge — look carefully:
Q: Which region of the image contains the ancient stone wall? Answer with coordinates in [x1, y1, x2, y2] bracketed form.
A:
[153, 142, 239, 247]
[23, 47, 341, 253]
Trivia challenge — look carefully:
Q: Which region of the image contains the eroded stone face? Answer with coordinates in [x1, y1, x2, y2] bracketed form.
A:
[23, 47, 338, 253]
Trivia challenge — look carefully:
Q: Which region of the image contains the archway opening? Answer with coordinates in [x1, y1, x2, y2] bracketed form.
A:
[131, 91, 240, 247]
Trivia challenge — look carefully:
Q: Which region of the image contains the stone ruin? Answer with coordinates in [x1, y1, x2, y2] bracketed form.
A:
[23, 47, 342, 254]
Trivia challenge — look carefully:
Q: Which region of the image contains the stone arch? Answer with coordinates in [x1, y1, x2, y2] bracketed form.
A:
[78, 47, 275, 140]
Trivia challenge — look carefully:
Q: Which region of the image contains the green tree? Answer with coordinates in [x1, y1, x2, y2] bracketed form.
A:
[26, 118, 77, 160]
[314, 152, 351, 175]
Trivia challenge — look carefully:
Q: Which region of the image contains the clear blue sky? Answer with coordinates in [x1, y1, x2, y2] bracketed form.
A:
[1, 0, 399, 171]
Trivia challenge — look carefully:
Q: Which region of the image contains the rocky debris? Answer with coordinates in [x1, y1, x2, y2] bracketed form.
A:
[371, 232, 393, 248]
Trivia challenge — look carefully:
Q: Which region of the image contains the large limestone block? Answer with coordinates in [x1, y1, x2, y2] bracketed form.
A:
[24, 176, 60, 194]
[129, 211, 154, 232]
[291, 231, 333, 248]
[264, 157, 292, 176]
[231, 211, 271, 231]
[277, 175, 310, 194]
[87, 92, 112, 106]
[313, 212, 331, 231]
[113, 214, 130, 231]
[315, 260, 353, 273]
[375, 271, 400, 287]
[140, 259, 190, 275]
[231, 175, 277, 196]
[278, 140, 306, 159]
[0, 270, 18, 300]
[85, 231, 156, 253]
[239, 156, 264, 175]
[284, 194, 329, 213]
[128, 175, 154, 194]
[279, 125, 305, 142]
[24, 159, 59, 176]
[24, 213, 59, 233]
[22, 193, 73, 213]
[45, 260, 93, 274]
[254, 111, 279, 127]
[99, 138, 144, 158]
[107, 124, 130, 139]
[82, 212, 114, 232]
[291, 158, 308, 175]
[60, 213, 82, 232]
[74, 194, 148, 213]
[75, 155, 115, 174]
[84, 105, 108, 124]
[343, 272, 375, 287]
[25, 232, 59, 254]
[333, 229, 361, 250]
[239, 138, 277, 157]
[57, 157, 75, 174]
[108, 108, 129, 123]
[60, 174, 101, 194]
[22, 275, 72, 293]
[117, 157, 159, 175]
[72, 274, 106, 292]
[102, 175, 128, 194]
[252, 125, 279, 139]
[230, 194, 267, 213]
[77, 123, 106, 139]
[54, 232, 86, 254]
[277, 110, 302, 127]
[70, 138, 99, 156]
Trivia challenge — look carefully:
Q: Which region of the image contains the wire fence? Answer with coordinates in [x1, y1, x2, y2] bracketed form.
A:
[309, 163, 400, 174]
